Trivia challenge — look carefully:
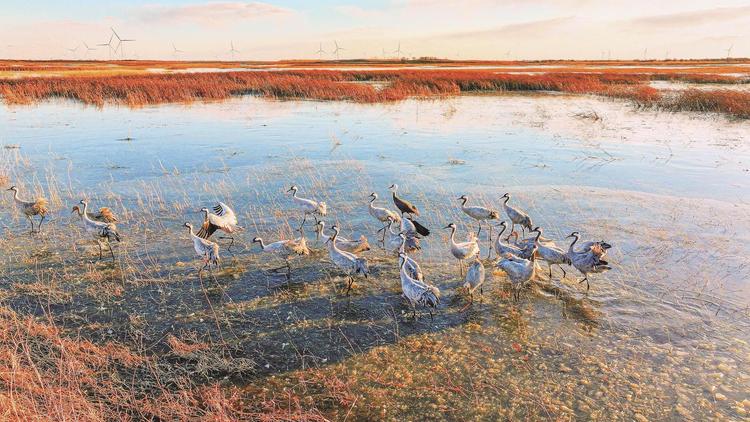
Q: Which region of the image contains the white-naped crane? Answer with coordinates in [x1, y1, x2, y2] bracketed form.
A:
[398, 232, 423, 282]
[73, 199, 121, 261]
[184, 222, 219, 273]
[7, 186, 49, 233]
[462, 255, 486, 309]
[398, 252, 440, 320]
[444, 223, 480, 276]
[527, 227, 571, 279]
[458, 194, 499, 257]
[315, 221, 371, 254]
[500, 193, 533, 240]
[287, 185, 327, 230]
[496, 244, 538, 301]
[71, 204, 118, 223]
[566, 231, 612, 292]
[252, 231, 310, 279]
[369, 192, 400, 242]
[326, 225, 369, 295]
[196, 202, 242, 251]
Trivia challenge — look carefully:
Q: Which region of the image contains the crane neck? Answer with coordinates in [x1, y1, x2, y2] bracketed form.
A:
[502, 196, 510, 205]
[497, 225, 506, 241]
[568, 234, 579, 252]
[460, 197, 468, 206]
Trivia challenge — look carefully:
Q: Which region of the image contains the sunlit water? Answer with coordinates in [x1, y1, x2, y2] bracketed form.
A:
[1, 94, 749, 419]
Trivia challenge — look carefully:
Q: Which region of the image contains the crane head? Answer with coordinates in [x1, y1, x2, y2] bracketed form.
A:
[443, 223, 456, 230]
[7, 185, 17, 191]
[388, 183, 397, 191]
[566, 231, 580, 238]
[252, 237, 261, 243]
[287, 185, 298, 193]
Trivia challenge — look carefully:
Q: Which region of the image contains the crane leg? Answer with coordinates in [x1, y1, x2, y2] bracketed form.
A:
[578, 276, 589, 292]
[487, 225, 493, 258]
[26, 215, 34, 233]
[560, 265, 567, 278]
[299, 214, 307, 230]
[108, 241, 115, 262]
[38, 215, 45, 233]
[97, 241, 103, 259]
[220, 236, 235, 252]
[506, 223, 515, 241]
[476, 221, 482, 237]
[548, 263, 553, 279]
[345, 276, 354, 295]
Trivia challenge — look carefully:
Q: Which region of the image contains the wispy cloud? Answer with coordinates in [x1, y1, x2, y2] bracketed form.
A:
[628, 5, 750, 28]
[136, 1, 294, 25]
[334, 5, 385, 19]
[440, 16, 576, 39]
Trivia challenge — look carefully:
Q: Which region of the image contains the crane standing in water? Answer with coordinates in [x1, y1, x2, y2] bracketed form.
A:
[288, 185, 327, 230]
[7, 186, 49, 233]
[73, 199, 121, 261]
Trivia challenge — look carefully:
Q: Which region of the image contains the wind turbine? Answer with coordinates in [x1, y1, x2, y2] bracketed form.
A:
[82, 42, 96, 58]
[726, 44, 733, 60]
[172, 43, 184, 57]
[97, 34, 115, 59]
[393, 41, 404, 57]
[66, 43, 80, 58]
[315, 42, 325, 59]
[111, 27, 135, 59]
[642, 47, 648, 60]
[332, 41, 344, 59]
[229, 41, 239, 59]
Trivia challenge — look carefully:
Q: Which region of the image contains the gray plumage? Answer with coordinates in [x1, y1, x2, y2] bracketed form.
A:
[253, 232, 310, 278]
[7, 185, 49, 233]
[566, 232, 612, 292]
[326, 225, 369, 295]
[463, 256, 486, 304]
[399, 252, 440, 319]
[500, 193, 533, 238]
[316, 221, 371, 254]
[445, 223, 480, 276]
[496, 245, 538, 301]
[74, 199, 121, 261]
[494, 221, 526, 258]
[398, 232, 423, 282]
[528, 227, 571, 279]
[184, 222, 219, 271]
[288, 185, 327, 229]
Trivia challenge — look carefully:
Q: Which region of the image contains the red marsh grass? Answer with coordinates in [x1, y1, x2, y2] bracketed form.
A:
[0, 69, 748, 118]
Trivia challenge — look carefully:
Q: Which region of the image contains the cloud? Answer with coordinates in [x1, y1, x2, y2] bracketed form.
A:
[628, 5, 750, 28]
[136, 1, 294, 25]
[439, 16, 576, 39]
[334, 5, 385, 19]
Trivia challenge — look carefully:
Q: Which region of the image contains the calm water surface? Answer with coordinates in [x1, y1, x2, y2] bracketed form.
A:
[1, 94, 749, 419]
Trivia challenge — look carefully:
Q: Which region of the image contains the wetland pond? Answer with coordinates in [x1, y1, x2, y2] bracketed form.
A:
[1, 93, 749, 420]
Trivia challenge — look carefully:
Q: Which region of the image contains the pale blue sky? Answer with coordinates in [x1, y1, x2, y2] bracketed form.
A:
[1, 1, 748, 60]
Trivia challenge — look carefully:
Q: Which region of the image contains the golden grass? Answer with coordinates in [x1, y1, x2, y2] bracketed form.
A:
[1, 64, 748, 118]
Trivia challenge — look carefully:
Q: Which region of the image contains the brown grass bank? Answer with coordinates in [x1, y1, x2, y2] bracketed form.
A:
[0, 69, 748, 119]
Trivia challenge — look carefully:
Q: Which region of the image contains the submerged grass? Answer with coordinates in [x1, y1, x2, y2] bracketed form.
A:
[1, 69, 748, 118]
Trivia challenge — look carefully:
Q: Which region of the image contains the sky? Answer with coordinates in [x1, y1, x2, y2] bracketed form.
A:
[0, 0, 748, 61]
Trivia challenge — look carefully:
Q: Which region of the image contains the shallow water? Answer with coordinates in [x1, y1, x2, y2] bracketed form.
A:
[1, 94, 749, 419]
